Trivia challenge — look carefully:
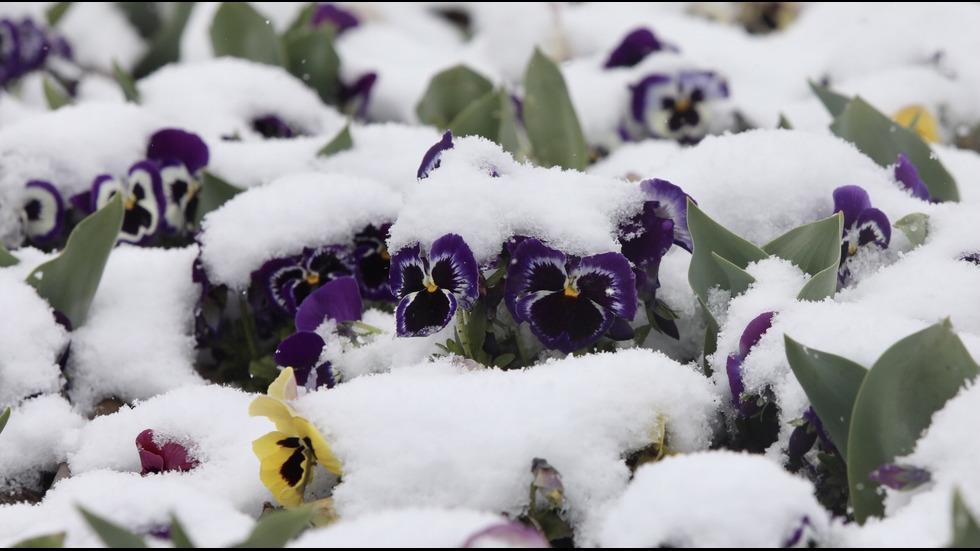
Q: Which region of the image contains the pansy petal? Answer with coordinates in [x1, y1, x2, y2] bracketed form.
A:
[604, 27, 676, 69]
[268, 366, 299, 401]
[630, 73, 674, 126]
[678, 70, 730, 101]
[396, 289, 457, 337]
[296, 275, 363, 331]
[854, 207, 891, 248]
[738, 311, 775, 358]
[312, 2, 360, 33]
[417, 130, 454, 180]
[21, 180, 64, 243]
[305, 245, 355, 283]
[429, 233, 480, 309]
[620, 202, 674, 268]
[640, 178, 696, 251]
[146, 128, 210, 174]
[340, 72, 377, 119]
[91, 174, 124, 212]
[505, 238, 567, 322]
[575, 252, 638, 320]
[390, 243, 427, 297]
[519, 290, 613, 354]
[252, 115, 295, 138]
[257, 257, 305, 316]
[252, 431, 314, 508]
[118, 160, 164, 245]
[159, 440, 198, 472]
[314, 361, 336, 390]
[293, 415, 343, 476]
[832, 185, 872, 230]
[138, 448, 166, 475]
[275, 331, 325, 372]
[894, 152, 931, 202]
[158, 161, 201, 234]
[726, 354, 745, 408]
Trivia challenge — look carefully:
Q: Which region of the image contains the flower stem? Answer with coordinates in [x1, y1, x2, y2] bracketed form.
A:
[456, 308, 473, 359]
[237, 291, 259, 360]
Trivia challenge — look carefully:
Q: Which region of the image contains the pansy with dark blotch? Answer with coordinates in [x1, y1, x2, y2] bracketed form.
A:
[893, 152, 932, 202]
[604, 27, 678, 69]
[19, 180, 64, 245]
[417, 130, 454, 180]
[352, 222, 395, 302]
[630, 70, 729, 144]
[91, 160, 165, 245]
[146, 128, 210, 237]
[136, 429, 199, 475]
[504, 239, 637, 354]
[833, 185, 890, 286]
[390, 233, 480, 337]
[726, 311, 774, 417]
[254, 245, 355, 318]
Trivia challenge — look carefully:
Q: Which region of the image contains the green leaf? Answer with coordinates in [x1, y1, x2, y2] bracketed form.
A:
[210, 2, 284, 67]
[447, 88, 525, 156]
[416, 65, 494, 130]
[796, 263, 840, 302]
[493, 353, 516, 368]
[112, 59, 140, 103]
[848, 319, 980, 523]
[522, 48, 589, 171]
[777, 113, 792, 130]
[763, 212, 843, 277]
[169, 514, 196, 548]
[232, 506, 313, 548]
[466, 301, 488, 362]
[114, 2, 163, 39]
[26, 194, 124, 329]
[195, 171, 245, 227]
[830, 96, 959, 202]
[317, 124, 353, 157]
[687, 200, 768, 306]
[809, 80, 850, 118]
[12, 532, 67, 548]
[894, 212, 929, 248]
[784, 335, 867, 459]
[0, 240, 19, 267]
[42, 75, 71, 110]
[0, 406, 9, 435]
[78, 505, 148, 548]
[133, 2, 195, 79]
[283, 27, 340, 105]
[951, 487, 980, 548]
[45, 2, 72, 26]
[711, 252, 757, 297]
[632, 324, 652, 347]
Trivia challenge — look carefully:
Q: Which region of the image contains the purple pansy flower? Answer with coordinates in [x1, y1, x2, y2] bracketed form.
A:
[339, 71, 377, 120]
[604, 27, 678, 69]
[630, 70, 729, 144]
[136, 429, 199, 475]
[620, 178, 696, 293]
[504, 239, 637, 354]
[311, 3, 360, 34]
[726, 311, 775, 417]
[390, 233, 480, 337]
[352, 222, 396, 302]
[253, 245, 355, 318]
[91, 160, 165, 246]
[19, 180, 64, 245]
[417, 130, 454, 180]
[146, 128, 210, 237]
[893, 152, 932, 202]
[833, 185, 890, 286]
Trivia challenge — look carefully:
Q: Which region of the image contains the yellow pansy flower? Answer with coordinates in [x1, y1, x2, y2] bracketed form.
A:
[893, 104, 940, 144]
[250, 368, 342, 508]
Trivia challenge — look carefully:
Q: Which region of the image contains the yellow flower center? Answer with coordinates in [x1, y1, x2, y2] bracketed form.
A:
[564, 281, 580, 298]
[124, 195, 137, 210]
[676, 97, 692, 112]
[305, 272, 320, 286]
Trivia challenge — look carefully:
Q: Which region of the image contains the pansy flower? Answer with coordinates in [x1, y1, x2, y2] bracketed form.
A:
[893, 152, 932, 202]
[352, 222, 395, 302]
[253, 245, 355, 318]
[311, 3, 360, 34]
[339, 71, 377, 120]
[91, 160, 165, 245]
[629, 70, 729, 144]
[417, 130, 454, 180]
[136, 429, 199, 475]
[19, 180, 64, 245]
[833, 185, 890, 286]
[390, 233, 479, 337]
[619, 178, 696, 292]
[504, 239, 637, 354]
[250, 367, 343, 508]
[726, 311, 774, 417]
[145, 128, 210, 237]
[604, 27, 678, 69]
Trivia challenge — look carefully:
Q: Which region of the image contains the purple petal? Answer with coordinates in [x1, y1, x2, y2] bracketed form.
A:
[678, 70, 729, 101]
[738, 311, 775, 358]
[340, 72, 377, 120]
[390, 243, 427, 298]
[255, 256, 305, 317]
[505, 239, 567, 322]
[619, 202, 674, 268]
[429, 233, 480, 309]
[630, 74, 674, 125]
[854, 208, 891, 249]
[894, 152, 931, 202]
[606, 316, 635, 341]
[252, 115, 295, 139]
[604, 27, 676, 69]
[159, 441, 198, 472]
[157, 162, 201, 235]
[295, 275, 363, 332]
[22, 180, 64, 243]
[314, 361, 336, 389]
[118, 161, 165, 245]
[869, 463, 931, 491]
[396, 289, 457, 337]
[832, 185, 872, 230]
[303, 245, 355, 282]
[574, 252, 638, 320]
[311, 3, 360, 33]
[146, 128, 209, 174]
[519, 289, 613, 353]
[417, 130, 454, 180]
[461, 521, 550, 548]
[726, 354, 746, 409]
[353, 222, 395, 302]
[275, 331, 326, 372]
[640, 178, 696, 252]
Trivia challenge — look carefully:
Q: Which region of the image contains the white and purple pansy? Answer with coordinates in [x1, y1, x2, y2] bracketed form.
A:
[630, 70, 729, 144]
[145, 128, 210, 236]
[504, 239, 638, 354]
[91, 160, 165, 246]
[19, 179, 65, 245]
[893, 152, 932, 202]
[254, 245, 355, 318]
[352, 222, 395, 302]
[603, 27, 678, 69]
[390, 233, 480, 337]
[417, 130, 454, 180]
[833, 185, 890, 286]
[726, 311, 775, 417]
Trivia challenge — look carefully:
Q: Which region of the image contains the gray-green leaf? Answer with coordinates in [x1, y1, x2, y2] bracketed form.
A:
[894, 212, 929, 248]
[231, 506, 313, 548]
[317, 124, 353, 157]
[78, 505, 148, 548]
[195, 171, 244, 227]
[283, 27, 340, 105]
[210, 2, 284, 67]
[112, 59, 140, 103]
[522, 48, 588, 171]
[416, 65, 494, 130]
